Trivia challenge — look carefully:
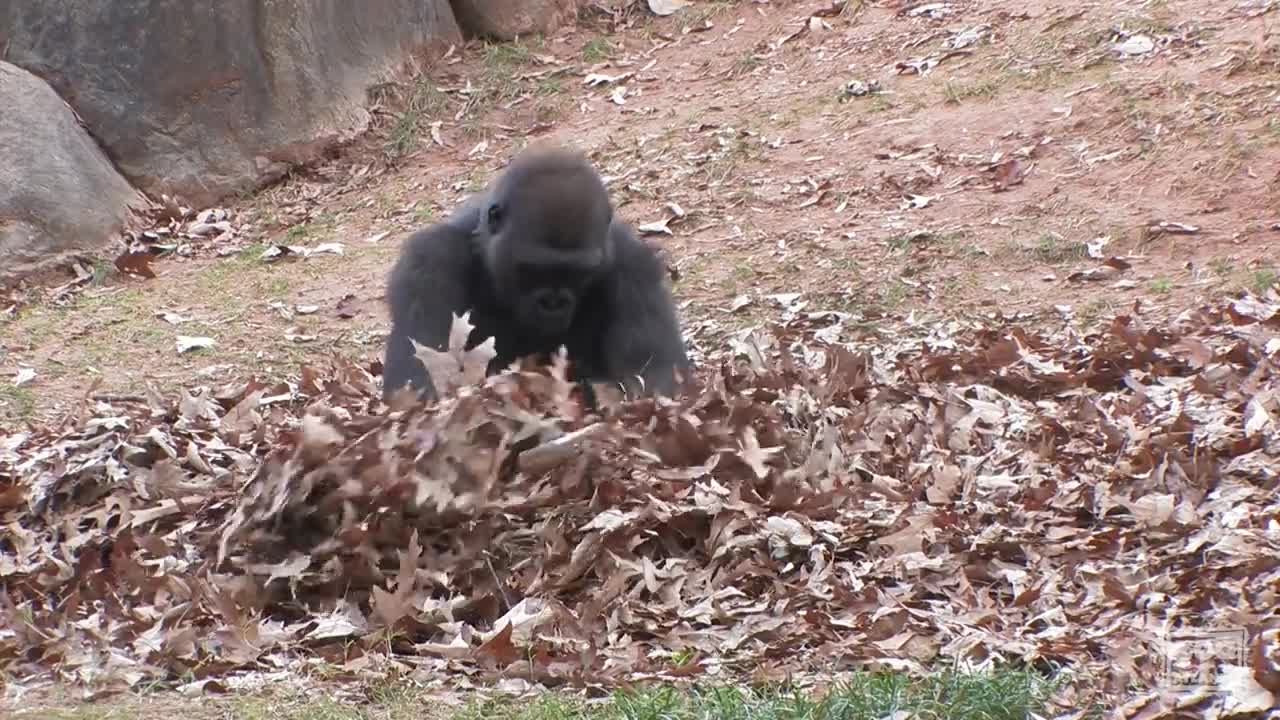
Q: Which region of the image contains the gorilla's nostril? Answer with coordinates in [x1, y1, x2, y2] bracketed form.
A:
[539, 291, 570, 312]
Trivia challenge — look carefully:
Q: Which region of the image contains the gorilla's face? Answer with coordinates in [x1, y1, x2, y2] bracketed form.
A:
[512, 266, 588, 336]
[483, 171, 614, 338]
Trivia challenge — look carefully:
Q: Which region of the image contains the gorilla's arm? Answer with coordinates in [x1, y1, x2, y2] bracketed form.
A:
[601, 224, 690, 396]
[382, 208, 480, 400]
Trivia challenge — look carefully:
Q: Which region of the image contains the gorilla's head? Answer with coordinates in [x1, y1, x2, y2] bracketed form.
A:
[481, 147, 615, 337]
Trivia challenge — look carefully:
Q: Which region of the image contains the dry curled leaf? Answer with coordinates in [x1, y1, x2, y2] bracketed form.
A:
[114, 251, 158, 279]
[175, 335, 216, 353]
[648, 0, 690, 16]
[410, 311, 498, 396]
[5, 271, 1279, 713]
[991, 158, 1027, 191]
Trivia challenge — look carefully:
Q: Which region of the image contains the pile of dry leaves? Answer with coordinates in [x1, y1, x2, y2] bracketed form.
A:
[2, 296, 1278, 716]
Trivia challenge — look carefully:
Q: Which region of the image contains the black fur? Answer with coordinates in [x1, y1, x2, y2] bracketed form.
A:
[382, 147, 689, 402]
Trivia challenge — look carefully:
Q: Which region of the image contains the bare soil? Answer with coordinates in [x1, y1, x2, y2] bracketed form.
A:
[2, 0, 1277, 424]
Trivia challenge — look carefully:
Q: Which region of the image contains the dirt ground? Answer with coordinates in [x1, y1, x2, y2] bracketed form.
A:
[2, 0, 1277, 425]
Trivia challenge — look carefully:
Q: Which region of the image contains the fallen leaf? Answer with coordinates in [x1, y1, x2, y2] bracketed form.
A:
[429, 121, 447, 147]
[1147, 221, 1200, 235]
[991, 158, 1027, 191]
[906, 2, 954, 18]
[475, 623, 521, 667]
[114, 251, 158, 279]
[310, 243, 345, 256]
[585, 72, 633, 87]
[1216, 665, 1276, 714]
[1114, 34, 1155, 56]
[648, 0, 690, 16]
[176, 336, 216, 354]
[335, 294, 359, 319]
[410, 312, 497, 396]
[638, 218, 673, 235]
[156, 311, 190, 325]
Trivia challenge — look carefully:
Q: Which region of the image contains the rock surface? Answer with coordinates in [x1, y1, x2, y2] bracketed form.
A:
[0, 62, 144, 283]
[450, 0, 581, 41]
[0, 1, 462, 207]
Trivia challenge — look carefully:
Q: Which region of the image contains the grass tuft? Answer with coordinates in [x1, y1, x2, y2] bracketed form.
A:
[384, 79, 450, 160]
[1031, 233, 1086, 265]
[1251, 268, 1278, 293]
[582, 38, 613, 63]
[942, 78, 1001, 104]
[0, 384, 36, 422]
[446, 671, 1059, 720]
[12, 659, 1060, 719]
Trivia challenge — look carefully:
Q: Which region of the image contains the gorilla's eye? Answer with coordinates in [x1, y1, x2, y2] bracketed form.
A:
[486, 203, 504, 231]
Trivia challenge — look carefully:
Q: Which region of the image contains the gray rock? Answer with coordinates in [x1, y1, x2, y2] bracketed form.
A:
[451, 0, 581, 41]
[0, 62, 145, 283]
[0, 1, 462, 207]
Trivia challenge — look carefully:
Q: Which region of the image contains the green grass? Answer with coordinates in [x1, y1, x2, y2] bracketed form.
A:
[279, 213, 339, 244]
[1149, 277, 1172, 294]
[1031, 233, 1085, 264]
[865, 94, 894, 113]
[235, 697, 365, 720]
[431, 36, 563, 134]
[730, 48, 762, 77]
[885, 231, 936, 253]
[879, 278, 911, 310]
[0, 384, 36, 422]
[534, 75, 565, 97]
[671, 647, 697, 666]
[484, 40, 540, 68]
[680, 0, 736, 29]
[91, 257, 114, 286]
[942, 78, 1001, 104]
[383, 77, 450, 160]
[1121, 1, 1179, 36]
[1252, 268, 1278, 293]
[582, 38, 613, 63]
[450, 673, 1059, 720]
[1209, 257, 1233, 277]
[189, 243, 296, 302]
[1076, 298, 1115, 327]
[14, 667, 1062, 720]
[477, 39, 545, 102]
[237, 242, 271, 261]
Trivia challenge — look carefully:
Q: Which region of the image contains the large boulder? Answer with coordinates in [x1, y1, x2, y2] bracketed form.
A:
[0, 1, 463, 207]
[0, 62, 145, 283]
[450, 0, 581, 41]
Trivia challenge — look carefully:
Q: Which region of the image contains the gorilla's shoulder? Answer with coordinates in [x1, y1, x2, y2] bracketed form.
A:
[397, 228, 461, 263]
[610, 223, 666, 277]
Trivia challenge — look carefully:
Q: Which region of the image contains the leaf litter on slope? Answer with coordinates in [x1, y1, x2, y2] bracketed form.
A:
[2, 291, 1279, 717]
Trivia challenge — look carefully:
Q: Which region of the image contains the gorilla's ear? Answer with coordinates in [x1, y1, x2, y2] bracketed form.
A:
[486, 201, 505, 234]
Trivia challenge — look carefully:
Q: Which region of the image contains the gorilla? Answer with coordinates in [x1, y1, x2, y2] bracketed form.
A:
[382, 145, 689, 404]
